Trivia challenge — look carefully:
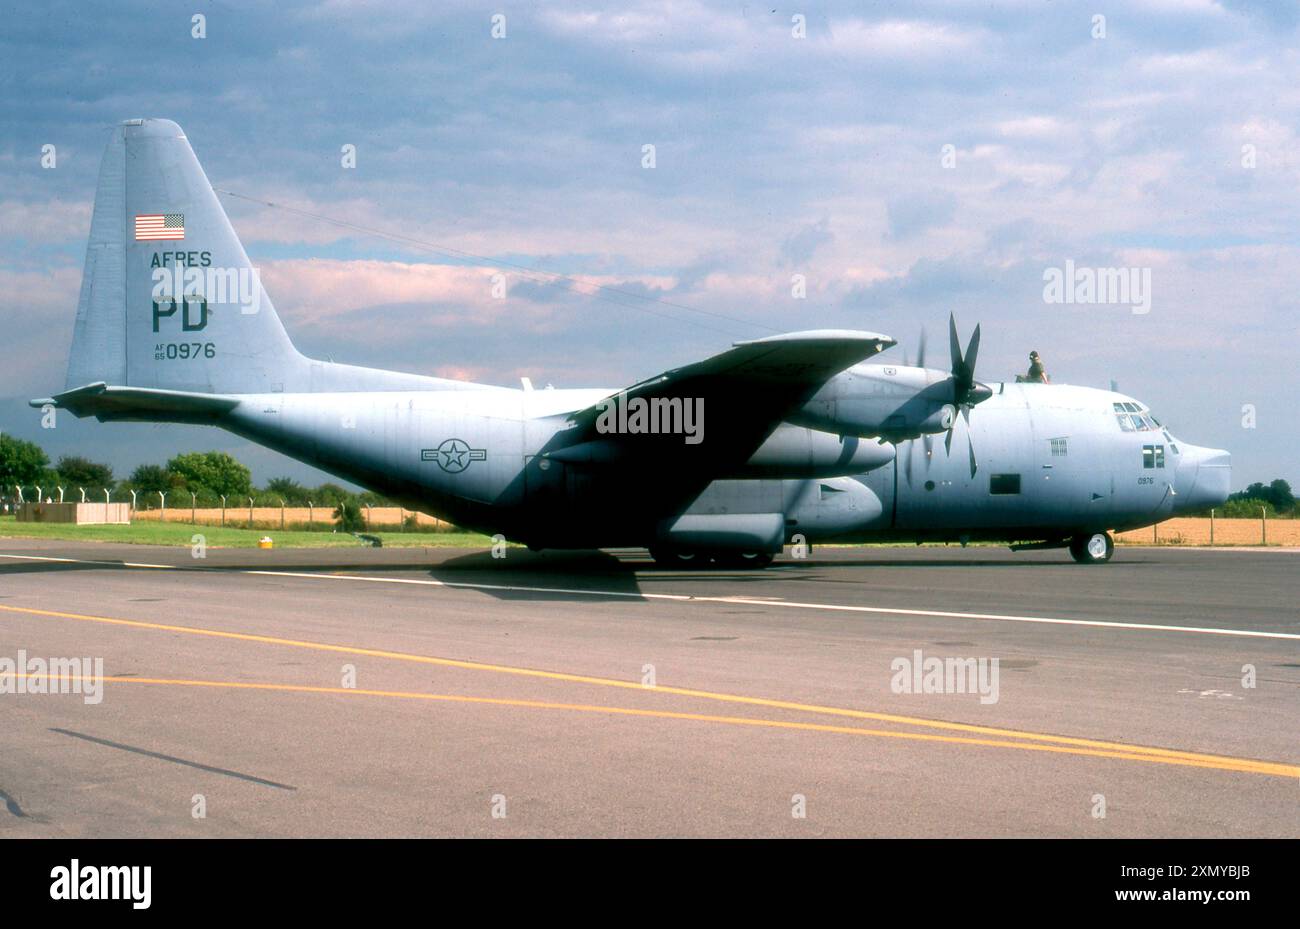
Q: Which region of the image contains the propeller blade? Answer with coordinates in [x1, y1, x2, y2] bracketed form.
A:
[948, 313, 962, 375]
[964, 323, 981, 376]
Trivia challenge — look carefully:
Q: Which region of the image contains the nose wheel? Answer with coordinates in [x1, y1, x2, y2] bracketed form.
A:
[1069, 532, 1114, 564]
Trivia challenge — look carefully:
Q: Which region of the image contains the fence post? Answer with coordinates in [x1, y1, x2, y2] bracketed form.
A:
[104, 487, 110, 504]
[14, 485, 23, 503]
[280, 500, 285, 530]
[248, 497, 254, 528]
[1262, 506, 1267, 546]
[308, 501, 313, 530]
[220, 495, 226, 527]
[36, 485, 43, 504]
[57, 486, 64, 503]
[365, 503, 372, 529]
[130, 489, 137, 512]
[159, 491, 167, 521]
[191, 492, 197, 524]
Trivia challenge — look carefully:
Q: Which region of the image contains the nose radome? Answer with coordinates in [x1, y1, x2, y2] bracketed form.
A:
[1199, 449, 1231, 471]
[1176, 445, 1231, 512]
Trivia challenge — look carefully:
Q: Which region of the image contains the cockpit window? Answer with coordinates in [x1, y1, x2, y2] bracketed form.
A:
[1114, 401, 1161, 432]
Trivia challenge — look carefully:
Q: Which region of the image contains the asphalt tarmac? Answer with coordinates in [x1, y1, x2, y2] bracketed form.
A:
[1, 539, 1296, 837]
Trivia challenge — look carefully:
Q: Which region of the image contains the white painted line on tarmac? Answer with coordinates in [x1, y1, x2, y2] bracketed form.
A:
[244, 569, 1300, 642]
[3, 550, 1296, 642]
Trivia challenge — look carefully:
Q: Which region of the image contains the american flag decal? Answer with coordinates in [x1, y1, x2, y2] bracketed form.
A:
[135, 213, 185, 240]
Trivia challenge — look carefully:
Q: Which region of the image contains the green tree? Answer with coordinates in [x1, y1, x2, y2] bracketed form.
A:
[313, 483, 352, 506]
[1231, 482, 1268, 503]
[265, 476, 308, 503]
[1229, 479, 1296, 515]
[1218, 498, 1281, 519]
[167, 451, 252, 498]
[127, 464, 174, 495]
[0, 434, 50, 492]
[56, 455, 114, 489]
[334, 500, 365, 532]
[1267, 479, 1294, 513]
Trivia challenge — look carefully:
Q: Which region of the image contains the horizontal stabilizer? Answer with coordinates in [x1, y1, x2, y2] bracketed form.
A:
[31, 382, 240, 423]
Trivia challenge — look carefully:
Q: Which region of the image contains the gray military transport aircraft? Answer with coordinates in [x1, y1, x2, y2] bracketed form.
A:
[33, 119, 1231, 566]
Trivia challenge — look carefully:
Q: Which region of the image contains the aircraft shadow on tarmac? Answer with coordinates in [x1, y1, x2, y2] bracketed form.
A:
[0, 546, 1138, 607]
[0, 561, 124, 579]
[419, 548, 1098, 602]
[422, 549, 810, 601]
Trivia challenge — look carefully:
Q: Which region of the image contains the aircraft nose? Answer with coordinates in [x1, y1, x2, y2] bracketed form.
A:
[1174, 444, 1231, 513]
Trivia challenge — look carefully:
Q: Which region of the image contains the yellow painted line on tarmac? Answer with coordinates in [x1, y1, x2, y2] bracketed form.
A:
[14, 673, 1300, 778]
[2, 601, 1295, 777]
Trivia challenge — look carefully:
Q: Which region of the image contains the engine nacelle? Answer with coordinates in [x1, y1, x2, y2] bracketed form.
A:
[789, 364, 957, 441]
[726, 423, 895, 478]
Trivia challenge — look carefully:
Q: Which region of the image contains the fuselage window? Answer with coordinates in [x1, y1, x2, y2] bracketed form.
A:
[1142, 444, 1167, 469]
[990, 473, 1021, 495]
[1050, 437, 1068, 456]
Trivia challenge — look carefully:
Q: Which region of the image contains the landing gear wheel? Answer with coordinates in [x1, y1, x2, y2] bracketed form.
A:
[1069, 532, 1114, 564]
[649, 547, 708, 569]
[715, 552, 775, 570]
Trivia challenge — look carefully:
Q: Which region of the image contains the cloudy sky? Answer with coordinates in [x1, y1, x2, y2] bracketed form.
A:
[1, 0, 1296, 488]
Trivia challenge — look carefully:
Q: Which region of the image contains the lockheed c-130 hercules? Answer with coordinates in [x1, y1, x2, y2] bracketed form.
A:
[34, 119, 1231, 566]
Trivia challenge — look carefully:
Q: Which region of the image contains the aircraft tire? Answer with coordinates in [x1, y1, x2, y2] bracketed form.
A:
[649, 547, 710, 569]
[1069, 532, 1114, 564]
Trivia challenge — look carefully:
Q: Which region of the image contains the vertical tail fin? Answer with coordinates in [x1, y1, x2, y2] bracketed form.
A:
[65, 118, 307, 394]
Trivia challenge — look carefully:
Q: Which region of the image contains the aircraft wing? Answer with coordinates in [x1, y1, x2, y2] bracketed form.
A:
[545, 329, 895, 467]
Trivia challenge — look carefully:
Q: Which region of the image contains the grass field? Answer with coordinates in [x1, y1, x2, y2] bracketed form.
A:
[0, 515, 495, 549]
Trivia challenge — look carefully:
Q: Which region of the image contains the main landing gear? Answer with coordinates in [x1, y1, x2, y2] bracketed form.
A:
[1069, 531, 1114, 565]
[648, 547, 774, 569]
